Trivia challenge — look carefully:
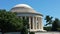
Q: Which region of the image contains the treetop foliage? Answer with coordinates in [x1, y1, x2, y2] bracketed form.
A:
[0, 9, 23, 32]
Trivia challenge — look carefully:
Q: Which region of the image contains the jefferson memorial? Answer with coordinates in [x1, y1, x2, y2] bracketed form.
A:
[10, 4, 45, 32]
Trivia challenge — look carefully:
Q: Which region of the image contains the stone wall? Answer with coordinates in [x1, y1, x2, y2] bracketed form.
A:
[35, 32, 60, 34]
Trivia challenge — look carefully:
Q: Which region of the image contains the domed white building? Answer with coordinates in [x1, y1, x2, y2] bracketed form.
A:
[10, 4, 45, 32]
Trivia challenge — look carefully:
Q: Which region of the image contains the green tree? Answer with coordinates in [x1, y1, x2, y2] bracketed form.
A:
[45, 15, 53, 26]
[0, 9, 23, 34]
[52, 18, 59, 31]
[44, 15, 53, 31]
[21, 17, 29, 34]
[43, 26, 52, 31]
[45, 15, 60, 31]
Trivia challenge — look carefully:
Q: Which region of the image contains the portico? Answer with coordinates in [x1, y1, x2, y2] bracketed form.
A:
[29, 16, 43, 31]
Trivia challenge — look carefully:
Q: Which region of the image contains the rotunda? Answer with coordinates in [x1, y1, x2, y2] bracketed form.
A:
[10, 4, 45, 32]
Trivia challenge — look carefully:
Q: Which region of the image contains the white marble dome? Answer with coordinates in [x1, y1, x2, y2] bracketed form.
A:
[10, 4, 42, 16]
[11, 4, 38, 13]
[14, 4, 33, 9]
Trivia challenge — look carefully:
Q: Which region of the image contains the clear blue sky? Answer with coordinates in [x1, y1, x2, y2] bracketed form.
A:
[0, 0, 60, 25]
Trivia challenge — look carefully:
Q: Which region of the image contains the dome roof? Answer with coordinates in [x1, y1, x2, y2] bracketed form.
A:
[14, 4, 33, 9]
[10, 4, 42, 16]
[11, 4, 37, 13]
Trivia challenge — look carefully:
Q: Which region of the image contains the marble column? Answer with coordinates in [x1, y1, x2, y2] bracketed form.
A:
[29, 17, 31, 29]
[36, 17, 37, 30]
[39, 17, 41, 29]
[32, 17, 34, 30]
[34, 17, 36, 30]
[37, 17, 39, 29]
[40, 17, 43, 30]
[38, 17, 40, 29]
[39, 17, 43, 30]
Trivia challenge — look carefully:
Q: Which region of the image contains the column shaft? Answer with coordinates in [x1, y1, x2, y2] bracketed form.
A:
[32, 17, 34, 30]
[39, 17, 41, 29]
[29, 17, 31, 29]
[38, 17, 40, 29]
[39, 17, 43, 29]
[36, 17, 37, 30]
[40, 18, 43, 29]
